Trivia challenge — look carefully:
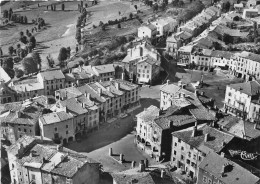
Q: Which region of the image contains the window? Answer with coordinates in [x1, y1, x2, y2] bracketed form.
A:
[66, 131, 68, 134]
[193, 154, 196, 160]
[24, 129, 27, 133]
[198, 156, 202, 161]
[203, 176, 207, 183]
[178, 138, 181, 143]
[147, 75, 149, 78]
[181, 155, 184, 160]
[181, 146, 184, 151]
[174, 142, 177, 147]
[31, 174, 35, 180]
[18, 128, 21, 131]
[186, 159, 190, 165]
[55, 127, 58, 131]
[172, 157, 175, 161]
[188, 152, 191, 157]
[174, 150, 176, 155]
[66, 125, 68, 128]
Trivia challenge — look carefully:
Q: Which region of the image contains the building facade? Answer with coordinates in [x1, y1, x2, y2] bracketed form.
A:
[171, 125, 234, 179]
[224, 80, 260, 122]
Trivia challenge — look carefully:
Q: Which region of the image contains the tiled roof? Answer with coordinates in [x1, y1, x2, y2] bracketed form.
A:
[167, 114, 196, 127]
[38, 69, 65, 81]
[11, 82, 44, 93]
[154, 117, 171, 130]
[217, 115, 260, 141]
[0, 96, 53, 125]
[40, 111, 73, 125]
[210, 50, 233, 59]
[111, 165, 175, 184]
[114, 79, 139, 91]
[99, 80, 124, 96]
[78, 84, 106, 104]
[60, 98, 88, 115]
[137, 55, 160, 66]
[172, 125, 234, 153]
[136, 105, 160, 122]
[58, 86, 82, 99]
[189, 106, 216, 121]
[199, 152, 260, 184]
[229, 81, 260, 96]
[8, 135, 99, 178]
[236, 51, 260, 63]
[51, 152, 98, 177]
[93, 64, 115, 74]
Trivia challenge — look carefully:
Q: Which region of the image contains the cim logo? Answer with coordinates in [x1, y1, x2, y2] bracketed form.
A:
[229, 150, 259, 161]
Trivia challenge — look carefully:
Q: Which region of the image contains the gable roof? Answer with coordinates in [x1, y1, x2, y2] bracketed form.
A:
[229, 81, 260, 96]
[199, 152, 260, 184]
[172, 125, 234, 153]
[93, 64, 115, 74]
[38, 70, 65, 81]
[136, 105, 160, 122]
[39, 111, 73, 125]
[0, 66, 11, 83]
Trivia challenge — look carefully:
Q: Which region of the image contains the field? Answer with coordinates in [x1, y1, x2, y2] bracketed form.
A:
[0, 0, 149, 70]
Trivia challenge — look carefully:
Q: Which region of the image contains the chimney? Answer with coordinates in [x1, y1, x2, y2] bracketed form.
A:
[167, 80, 170, 85]
[139, 160, 145, 172]
[194, 90, 198, 96]
[57, 144, 63, 152]
[18, 143, 25, 157]
[131, 161, 136, 168]
[115, 82, 119, 90]
[220, 152, 225, 158]
[119, 153, 124, 163]
[98, 88, 102, 96]
[145, 158, 149, 168]
[204, 133, 209, 142]
[110, 78, 113, 81]
[107, 87, 111, 92]
[161, 169, 166, 178]
[254, 123, 258, 130]
[121, 72, 125, 80]
[87, 93, 90, 100]
[109, 148, 113, 156]
[191, 126, 197, 137]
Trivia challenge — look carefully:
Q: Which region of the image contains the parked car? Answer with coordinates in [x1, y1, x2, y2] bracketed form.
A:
[120, 113, 129, 119]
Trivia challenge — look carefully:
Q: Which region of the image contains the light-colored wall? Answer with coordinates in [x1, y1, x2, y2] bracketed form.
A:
[138, 26, 152, 38]
[27, 167, 42, 184]
[39, 118, 74, 141]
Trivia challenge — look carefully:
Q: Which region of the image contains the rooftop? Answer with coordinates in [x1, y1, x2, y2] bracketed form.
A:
[217, 115, 260, 141]
[39, 111, 73, 125]
[229, 80, 260, 96]
[136, 105, 160, 122]
[93, 64, 115, 74]
[111, 164, 175, 184]
[236, 51, 260, 63]
[38, 69, 65, 81]
[172, 124, 234, 153]
[199, 152, 260, 184]
[8, 135, 99, 178]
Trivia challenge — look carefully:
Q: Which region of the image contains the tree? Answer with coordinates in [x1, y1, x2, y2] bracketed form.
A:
[0, 47, 3, 57]
[164, 0, 168, 5]
[118, 23, 121, 29]
[58, 47, 68, 67]
[67, 47, 71, 58]
[14, 68, 24, 78]
[3, 57, 14, 69]
[46, 54, 54, 68]
[8, 46, 14, 56]
[31, 51, 42, 70]
[3, 67, 15, 78]
[223, 34, 233, 44]
[99, 21, 104, 27]
[129, 13, 133, 19]
[62, 3, 65, 11]
[134, 5, 138, 10]
[224, 1, 230, 12]
[75, 28, 81, 44]
[3, 10, 8, 18]
[8, 8, 13, 21]
[101, 24, 106, 31]
[85, 3, 88, 8]
[24, 16, 28, 24]
[153, 3, 159, 12]
[29, 35, 36, 49]
[22, 56, 38, 75]
[178, 0, 184, 7]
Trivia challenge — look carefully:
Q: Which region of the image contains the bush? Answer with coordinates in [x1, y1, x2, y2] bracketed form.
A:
[14, 68, 24, 78]
[13, 56, 22, 63]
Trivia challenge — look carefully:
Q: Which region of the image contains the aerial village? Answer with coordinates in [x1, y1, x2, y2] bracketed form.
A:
[0, 0, 260, 183]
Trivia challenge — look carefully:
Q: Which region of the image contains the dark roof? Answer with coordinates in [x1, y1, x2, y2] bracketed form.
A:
[172, 125, 234, 153]
[189, 106, 216, 121]
[229, 81, 260, 96]
[237, 51, 260, 63]
[199, 152, 260, 184]
[60, 98, 88, 115]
